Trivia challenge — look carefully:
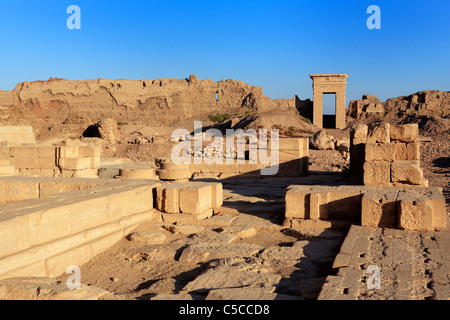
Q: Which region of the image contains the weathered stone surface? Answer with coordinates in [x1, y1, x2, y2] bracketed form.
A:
[219, 225, 257, 239]
[365, 143, 396, 162]
[182, 267, 281, 294]
[367, 122, 390, 143]
[0, 277, 109, 300]
[395, 142, 420, 161]
[259, 246, 304, 260]
[206, 287, 302, 300]
[361, 189, 397, 228]
[390, 124, 419, 142]
[363, 161, 391, 186]
[178, 242, 263, 263]
[347, 91, 450, 120]
[164, 224, 206, 235]
[127, 232, 167, 245]
[391, 161, 423, 185]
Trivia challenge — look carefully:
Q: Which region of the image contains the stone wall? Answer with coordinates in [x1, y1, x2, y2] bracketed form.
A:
[0, 126, 35, 146]
[350, 122, 427, 187]
[0, 177, 161, 280]
[284, 185, 446, 231]
[0, 145, 101, 178]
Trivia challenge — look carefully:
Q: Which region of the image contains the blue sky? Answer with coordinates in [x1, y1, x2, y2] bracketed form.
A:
[0, 0, 449, 113]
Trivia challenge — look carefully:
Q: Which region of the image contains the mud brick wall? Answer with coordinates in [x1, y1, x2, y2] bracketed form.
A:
[350, 123, 427, 187]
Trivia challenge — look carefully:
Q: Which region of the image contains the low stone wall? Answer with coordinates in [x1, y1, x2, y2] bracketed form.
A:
[350, 123, 427, 186]
[157, 137, 309, 180]
[284, 185, 446, 231]
[0, 177, 161, 280]
[0, 145, 100, 178]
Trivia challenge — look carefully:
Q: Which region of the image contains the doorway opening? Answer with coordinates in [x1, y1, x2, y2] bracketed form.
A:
[322, 93, 336, 129]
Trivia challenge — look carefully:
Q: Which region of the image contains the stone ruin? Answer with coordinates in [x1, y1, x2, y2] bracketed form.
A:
[0, 120, 447, 300]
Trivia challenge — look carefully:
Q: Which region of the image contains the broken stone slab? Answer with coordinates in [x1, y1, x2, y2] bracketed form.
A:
[181, 267, 281, 294]
[0, 277, 109, 300]
[127, 232, 167, 245]
[163, 224, 206, 235]
[219, 225, 257, 239]
[190, 231, 238, 244]
[178, 242, 263, 263]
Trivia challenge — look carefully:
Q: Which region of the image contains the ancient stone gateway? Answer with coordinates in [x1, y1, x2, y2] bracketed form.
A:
[310, 74, 348, 129]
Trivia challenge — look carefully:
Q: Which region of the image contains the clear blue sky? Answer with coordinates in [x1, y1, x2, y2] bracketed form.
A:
[0, 0, 449, 113]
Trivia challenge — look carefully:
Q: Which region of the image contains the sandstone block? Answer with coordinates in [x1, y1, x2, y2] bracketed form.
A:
[367, 123, 390, 143]
[156, 184, 180, 213]
[58, 146, 80, 158]
[351, 124, 368, 144]
[0, 147, 10, 159]
[365, 143, 396, 162]
[198, 182, 223, 209]
[79, 146, 101, 158]
[38, 158, 58, 170]
[161, 162, 190, 170]
[309, 192, 329, 220]
[363, 162, 390, 186]
[395, 142, 420, 161]
[37, 147, 57, 158]
[390, 124, 419, 142]
[118, 168, 156, 179]
[58, 157, 92, 170]
[179, 184, 213, 214]
[285, 187, 310, 219]
[397, 192, 433, 231]
[428, 188, 447, 230]
[361, 190, 397, 228]
[157, 168, 192, 180]
[391, 161, 423, 185]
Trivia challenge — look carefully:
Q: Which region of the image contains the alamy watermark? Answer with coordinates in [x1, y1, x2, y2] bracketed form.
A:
[366, 265, 381, 289]
[67, 5, 81, 30]
[170, 121, 280, 175]
[66, 265, 81, 290]
[366, 5, 381, 30]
